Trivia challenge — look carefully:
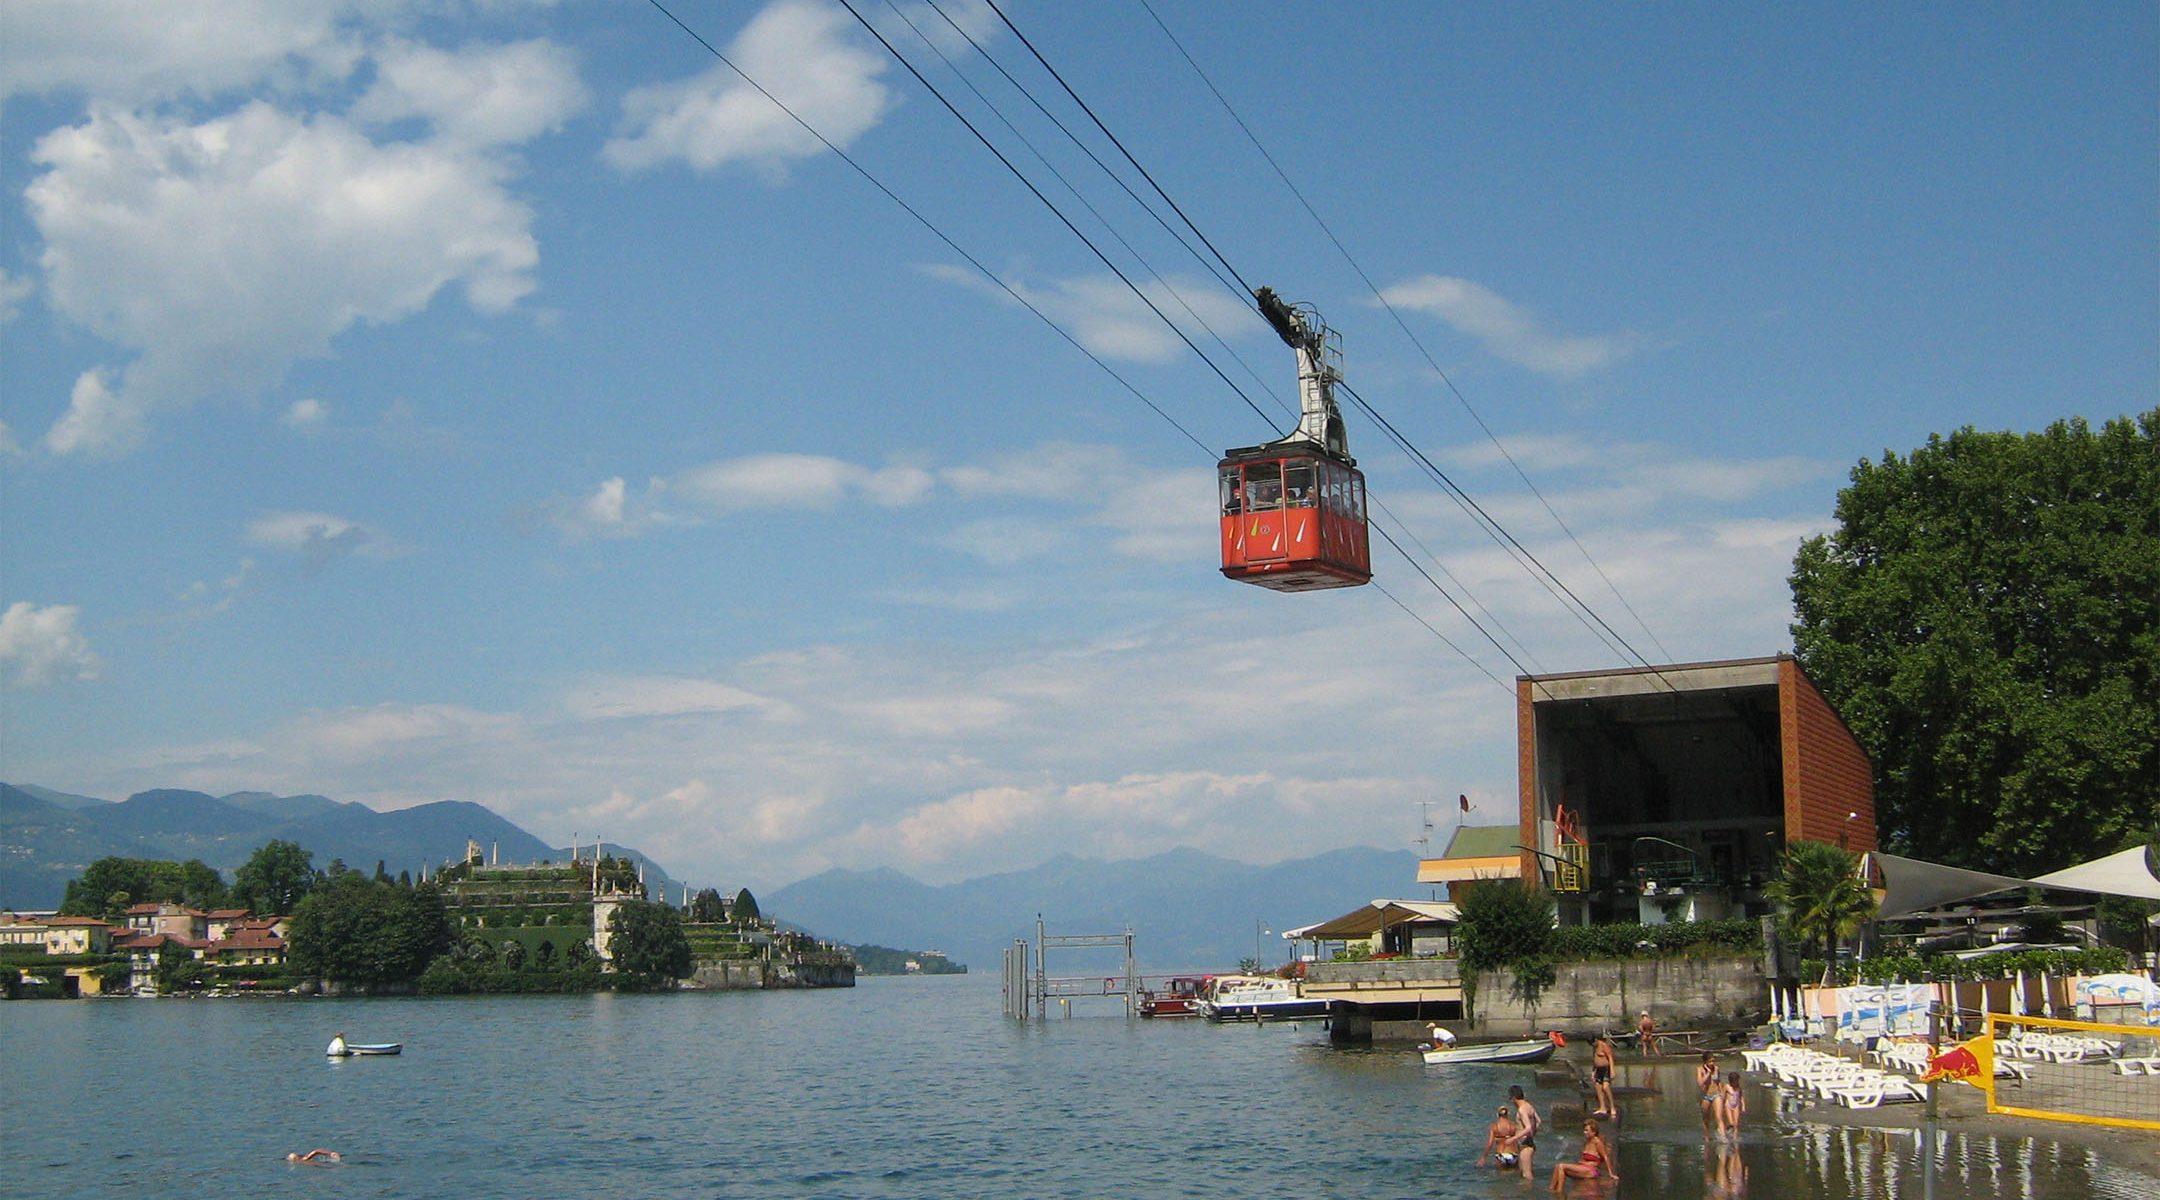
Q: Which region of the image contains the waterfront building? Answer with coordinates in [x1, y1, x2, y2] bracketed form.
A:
[1428, 654, 1878, 927]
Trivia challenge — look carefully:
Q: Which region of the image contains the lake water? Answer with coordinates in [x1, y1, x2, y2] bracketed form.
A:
[3, 974, 2153, 1198]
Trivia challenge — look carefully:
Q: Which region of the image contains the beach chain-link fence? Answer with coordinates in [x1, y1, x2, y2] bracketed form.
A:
[1981, 1012, 2160, 1132]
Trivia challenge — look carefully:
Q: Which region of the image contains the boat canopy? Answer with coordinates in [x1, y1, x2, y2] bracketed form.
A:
[1282, 899, 1460, 942]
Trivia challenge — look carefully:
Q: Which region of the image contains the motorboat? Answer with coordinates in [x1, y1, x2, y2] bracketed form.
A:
[1194, 975, 1331, 1022]
[1139, 977, 1209, 1018]
[1420, 1037, 1558, 1065]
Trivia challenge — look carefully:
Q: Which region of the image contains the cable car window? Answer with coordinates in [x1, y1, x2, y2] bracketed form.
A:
[1243, 462, 1282, 510]
[1325, 465, 1342, 515]
[1351, 473, 1366, 520]
[1220, 467, 1243, 516]
[1284, 462, 1316, 507]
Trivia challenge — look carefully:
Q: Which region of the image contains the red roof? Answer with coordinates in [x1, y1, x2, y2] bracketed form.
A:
[40, 916, 114, 927]
[126, 903, 164, 914]
[210, 929, 285, 953]
[206, 909, 251, 919]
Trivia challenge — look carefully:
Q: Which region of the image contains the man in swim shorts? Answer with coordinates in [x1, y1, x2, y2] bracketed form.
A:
[1590, 1034, 1617, 1118]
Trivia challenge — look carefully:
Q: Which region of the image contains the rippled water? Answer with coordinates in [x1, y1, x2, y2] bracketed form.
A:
[3, 974, 2153, 1198]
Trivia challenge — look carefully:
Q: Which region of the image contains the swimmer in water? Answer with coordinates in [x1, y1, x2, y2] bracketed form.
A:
[286, 1149, 341, 1164]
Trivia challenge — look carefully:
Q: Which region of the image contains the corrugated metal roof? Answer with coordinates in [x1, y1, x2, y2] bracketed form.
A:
[1441, 824, 1519, 859]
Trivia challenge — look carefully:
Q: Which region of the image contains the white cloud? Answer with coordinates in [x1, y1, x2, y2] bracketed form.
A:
[174, 559, 259, 620]
[1377, 274, 1638, 378]
[564, 676, 791, 721]
[282, 398, 331, 430]
[245, 510, 398, 569]
[0, 269, 32, 324]
[44, 369, 148, 459]
[548, 453, 932, 540]
[0, 602, 102, 690]
[353, 38, 587, 148]
[28, 102, 539, 455]
[0, 0, 375, 104]
[0, 422, 20, 460]
[605, 0, 894, 177]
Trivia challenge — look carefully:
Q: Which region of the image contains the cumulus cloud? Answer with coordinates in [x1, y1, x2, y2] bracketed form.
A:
[245, 510, 398, 570]
[352, 38, 587, 148]
[0, 0, 374, 104]
[27, 102, 541, 455]
[174, 559, 259, 620]
[282, 398, 331, 430]
[0, 602, 102, 690]
[565, 676, 791, 721]
[1377, 274, 1638, 378]
[606, 0, 894, 176]
[545, 453, 932, 540]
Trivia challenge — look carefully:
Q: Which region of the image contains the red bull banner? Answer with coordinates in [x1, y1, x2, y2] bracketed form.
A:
[1919, 1034, 1990, 1085]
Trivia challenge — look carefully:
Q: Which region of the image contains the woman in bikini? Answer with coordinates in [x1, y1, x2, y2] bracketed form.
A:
[1696, 1052, 1721, 1133]
[1549, 1120, 1617, 1194]
[1477, 1105, 1522, 1170]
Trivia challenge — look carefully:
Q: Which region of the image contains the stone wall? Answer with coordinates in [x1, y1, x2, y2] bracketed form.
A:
[1467, 954, 1766, 1038]
[683, 959, 856, 990]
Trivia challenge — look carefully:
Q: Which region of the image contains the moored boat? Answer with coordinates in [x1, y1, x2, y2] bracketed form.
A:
[327, 1032, 402, 1057]
[1419, 1037, 1557, 1065]
[1139, 976, 1209, 1018]
[1194, 974, 1331, 1022]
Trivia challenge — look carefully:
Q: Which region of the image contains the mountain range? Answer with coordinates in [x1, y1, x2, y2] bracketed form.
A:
[0, 782, 680, 909]
[3, 781, 1425, 971]
[767, 845, 1424, 973]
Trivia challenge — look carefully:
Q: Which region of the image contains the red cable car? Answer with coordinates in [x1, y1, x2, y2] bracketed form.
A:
[1219, 288, 1372, 591]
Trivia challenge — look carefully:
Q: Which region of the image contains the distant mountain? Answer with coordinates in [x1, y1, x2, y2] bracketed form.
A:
[765, 845, 1423, 973]
[0, 782, 682, 910]
[16, 784, 110, 811]
[221, 791, 345, 821]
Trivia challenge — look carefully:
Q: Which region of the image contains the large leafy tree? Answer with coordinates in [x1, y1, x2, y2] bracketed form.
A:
[1790, 412, 2159, 874]
[608, 899, 694, 985]
[287, 874, 452, 986]
[1764, 841, 1877, 981]
[230, 840, 316, 916]
[60, 856, 228, 917]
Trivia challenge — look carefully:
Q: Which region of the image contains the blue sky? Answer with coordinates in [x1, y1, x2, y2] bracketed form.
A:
[2, 1, 2152, 893]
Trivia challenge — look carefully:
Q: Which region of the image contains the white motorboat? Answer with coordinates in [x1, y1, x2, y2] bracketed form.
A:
[1420, 1037, 1557, 1065]
[1194, 975, 1330, 1022]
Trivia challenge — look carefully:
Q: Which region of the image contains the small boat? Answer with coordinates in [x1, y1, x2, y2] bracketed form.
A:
[327, 1034, 402, 1057]
[1140, 976, 1209, 1018]
[1420, 1038, 1558, 1065]
[1194, 974, 1331, 1022]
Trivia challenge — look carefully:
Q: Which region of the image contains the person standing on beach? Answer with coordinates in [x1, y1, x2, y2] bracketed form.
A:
[1508, 1084, 1542, 1181]
[1716, 1071, 1744, 1138]
[1696, 1053, 1721, 1133]
[1590, 1035, 1618, 1118]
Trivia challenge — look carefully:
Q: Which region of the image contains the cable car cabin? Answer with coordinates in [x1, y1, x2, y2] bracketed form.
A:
[1218, 448, 1371, 591]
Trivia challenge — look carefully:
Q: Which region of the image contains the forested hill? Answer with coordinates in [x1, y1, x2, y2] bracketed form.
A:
[0, 783, 678, 908]
[767, 845, 1423, 974]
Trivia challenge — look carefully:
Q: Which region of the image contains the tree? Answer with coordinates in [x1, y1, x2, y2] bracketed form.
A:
[155, 940, 205, 994]
[231, 840, 316, 916]
[1790, 412, 2159, 874]
[689, 888, 727, 923]
[1455, 881, 1558, 1009]
[61, 856, 228, 917]
[731, 888, 760, 924]
[287, 875, 452, 986]
[608, 900, 693, 984]
[1764, 841, 1878, 982]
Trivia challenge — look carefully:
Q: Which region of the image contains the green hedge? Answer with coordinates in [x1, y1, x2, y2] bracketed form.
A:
[418, 960, 608, 994]
[1551, 919, 1763, 961]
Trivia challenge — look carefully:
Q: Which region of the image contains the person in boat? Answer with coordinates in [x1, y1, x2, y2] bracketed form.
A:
[1716, 1070, 1744, 1139]
[327, 1032, 348, 1057]
[1507, 1084, 1542, 1181]
[1548, 1120, 1617, 1194]
[1589, 1035, 1618, 1118]
[1696, 1053, 1722, 1134]
[1635, 1010, 1659, 1058]
[1428, 1022, 1456, 1049]
[286, 1149, 340, 1164]
[1476, 1104, 1522, 1169]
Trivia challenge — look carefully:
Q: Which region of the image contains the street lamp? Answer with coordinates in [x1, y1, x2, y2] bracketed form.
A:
[1256, 920, 1272, 970]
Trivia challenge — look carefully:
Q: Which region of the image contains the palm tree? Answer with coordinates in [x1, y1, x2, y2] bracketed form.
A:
[1765, 840, 1877, 984]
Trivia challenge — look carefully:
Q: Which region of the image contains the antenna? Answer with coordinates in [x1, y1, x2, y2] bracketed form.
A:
[1417, 799, 1435, 858]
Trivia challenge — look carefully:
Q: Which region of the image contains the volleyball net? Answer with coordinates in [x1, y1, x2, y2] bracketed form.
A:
[1980, 1012, 2160, 1132]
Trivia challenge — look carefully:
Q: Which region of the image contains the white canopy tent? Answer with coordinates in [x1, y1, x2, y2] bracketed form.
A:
[2032, 845, 2160, 902]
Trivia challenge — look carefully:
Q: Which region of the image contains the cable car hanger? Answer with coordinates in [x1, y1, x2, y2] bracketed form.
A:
[1217, 287, 1372, 592]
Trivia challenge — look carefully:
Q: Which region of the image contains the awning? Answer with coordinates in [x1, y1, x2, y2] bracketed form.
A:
[1865, 852, 2033, 919]
[1281, 899, 1459, 941]
[2031, 845, 2160, 902]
